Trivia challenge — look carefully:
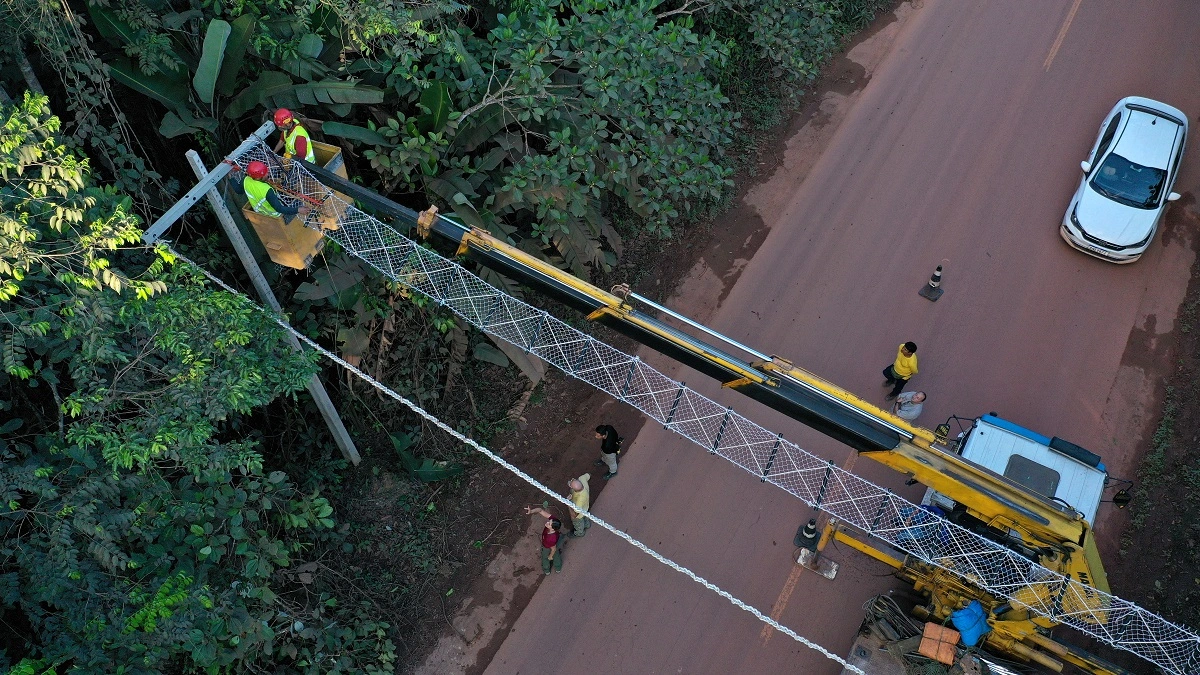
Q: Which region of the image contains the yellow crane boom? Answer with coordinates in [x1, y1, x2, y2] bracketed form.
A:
[303, 161, 1129, 672]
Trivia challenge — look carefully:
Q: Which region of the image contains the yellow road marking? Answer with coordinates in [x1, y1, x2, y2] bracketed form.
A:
[759, 564, 805, 644]
[1044, 0, 1083, 72]
[760, 450, 859, 646]
[841, 450, 859, 475]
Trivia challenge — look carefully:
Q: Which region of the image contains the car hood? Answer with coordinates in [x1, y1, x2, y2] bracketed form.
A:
[1075, 187, 1158, 246]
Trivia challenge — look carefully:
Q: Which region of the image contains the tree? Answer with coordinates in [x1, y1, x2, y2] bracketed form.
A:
[0, 0, 174, 209]
[0, 93, 394, 673]
[674, 0, 845, 85]
[343, 0, 738, 276]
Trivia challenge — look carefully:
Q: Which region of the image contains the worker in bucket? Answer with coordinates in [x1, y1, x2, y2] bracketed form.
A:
[242, 160, 309, 219]
[272, 108, 315, 163]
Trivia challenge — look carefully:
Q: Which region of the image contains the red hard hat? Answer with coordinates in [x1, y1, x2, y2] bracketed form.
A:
[273, 108, 295, 127]
[246, 161, 269, 180]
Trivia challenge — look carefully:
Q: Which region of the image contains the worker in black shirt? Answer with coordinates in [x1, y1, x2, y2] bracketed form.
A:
[593, 424, 622, 479]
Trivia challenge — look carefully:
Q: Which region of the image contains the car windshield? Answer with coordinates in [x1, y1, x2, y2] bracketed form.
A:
[1089, 153, 1167, 209]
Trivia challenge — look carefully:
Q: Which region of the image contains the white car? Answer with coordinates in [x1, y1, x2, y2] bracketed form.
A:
[1060, 97, 1187, 263]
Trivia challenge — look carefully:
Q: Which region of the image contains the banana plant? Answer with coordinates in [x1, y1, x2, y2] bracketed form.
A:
[88, 7, 383, 140]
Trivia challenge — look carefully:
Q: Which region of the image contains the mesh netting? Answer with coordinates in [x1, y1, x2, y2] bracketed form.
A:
[233, 142, 1200, 674]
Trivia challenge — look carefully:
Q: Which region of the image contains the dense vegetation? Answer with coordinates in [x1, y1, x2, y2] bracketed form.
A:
[1, 0, 892, 671]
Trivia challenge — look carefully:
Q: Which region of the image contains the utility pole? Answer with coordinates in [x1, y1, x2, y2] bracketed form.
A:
[185, 150, 361, 465]
[144, 123, 275, 244]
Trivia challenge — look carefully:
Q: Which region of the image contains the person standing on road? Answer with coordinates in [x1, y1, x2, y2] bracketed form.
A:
[568, 475, 591, 538]
[891, 391, 926, 422]
[594, 424, 622, 479]
[883, 341, 919, 400]
[525, 507, 564, 574]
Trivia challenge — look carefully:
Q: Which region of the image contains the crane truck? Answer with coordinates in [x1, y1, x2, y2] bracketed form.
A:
[241, 154, 1139, 673]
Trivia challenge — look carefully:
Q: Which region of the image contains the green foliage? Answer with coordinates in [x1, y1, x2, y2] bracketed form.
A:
[706, 0, 840, 85]
[0, 92, 159, 305]
[829, 0, 896, 33]
[226, 74, 385, 119]
[323, 0, 883, 281]
[1, 0, 175, 208]
[106, 56, 192, 107]
[216, 14, 258, 97]
[8, 659, 59, 675]
[391, 432, 464, 482]
[416, 81, 453, 134]
[0, 96, 394, 674]
[322, 120, 394, 146]
[79, 1, 382, 144]
[343, 0, 740, 276]
[62, 265, 319, 474]
[194, 19, 233, 105]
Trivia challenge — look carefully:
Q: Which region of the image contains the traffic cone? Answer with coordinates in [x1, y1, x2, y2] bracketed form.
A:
[918, 265, 944, 301]
[795, 518, 819, 551]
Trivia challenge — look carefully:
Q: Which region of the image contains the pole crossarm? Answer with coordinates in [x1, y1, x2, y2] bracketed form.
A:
[212, 139, 1199, 674]
[142, 122, 275, 245]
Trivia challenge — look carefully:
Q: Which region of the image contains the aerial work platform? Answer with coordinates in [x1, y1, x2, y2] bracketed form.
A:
[241, 140, 349, 269]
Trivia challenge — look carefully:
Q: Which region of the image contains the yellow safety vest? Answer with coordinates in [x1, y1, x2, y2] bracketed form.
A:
[243, 176, 281, 217]
[284, 124, 315, 162]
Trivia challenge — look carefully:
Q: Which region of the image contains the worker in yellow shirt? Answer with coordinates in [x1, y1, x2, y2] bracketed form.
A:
[242, 160, 310, 219]
[882, 341, 918, 400]
[272, 108, 315, 163]
[567, 474, 591, 538]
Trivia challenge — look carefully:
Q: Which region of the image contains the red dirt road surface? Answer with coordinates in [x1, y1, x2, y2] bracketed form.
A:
[486, 1, 1200, 673]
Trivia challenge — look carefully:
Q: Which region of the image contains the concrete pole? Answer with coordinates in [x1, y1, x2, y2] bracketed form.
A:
[185, 150, 361, 465]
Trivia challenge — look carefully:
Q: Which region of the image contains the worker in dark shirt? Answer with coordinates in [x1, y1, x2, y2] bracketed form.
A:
[593, 424, 622, 479]
[242, 160, 309, 219]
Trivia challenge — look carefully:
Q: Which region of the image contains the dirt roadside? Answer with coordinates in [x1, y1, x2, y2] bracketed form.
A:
[1097, 196, 1200, 674]
[410, 5, 920, 673]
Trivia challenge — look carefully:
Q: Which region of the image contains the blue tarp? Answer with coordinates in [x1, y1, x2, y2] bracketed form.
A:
[951, 600, 991, 647]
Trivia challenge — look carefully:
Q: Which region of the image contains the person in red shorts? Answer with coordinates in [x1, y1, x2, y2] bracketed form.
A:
[525, 506, 564, 574]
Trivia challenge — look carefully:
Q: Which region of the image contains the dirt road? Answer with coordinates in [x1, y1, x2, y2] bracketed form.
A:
[485, 1, 1200, 672]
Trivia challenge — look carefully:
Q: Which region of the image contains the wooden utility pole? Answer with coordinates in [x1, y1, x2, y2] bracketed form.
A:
[185, 150, 361, 465]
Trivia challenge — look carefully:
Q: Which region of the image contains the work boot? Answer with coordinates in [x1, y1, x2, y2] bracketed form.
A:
[603, 471, 617, 480]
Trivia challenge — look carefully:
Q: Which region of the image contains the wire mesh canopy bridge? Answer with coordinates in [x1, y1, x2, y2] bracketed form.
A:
[197, 139, 1198, 674]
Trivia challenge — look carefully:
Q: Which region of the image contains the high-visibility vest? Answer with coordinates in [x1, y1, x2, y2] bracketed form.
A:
[243, 176, 281, 217]
[284, 124, 315, 162]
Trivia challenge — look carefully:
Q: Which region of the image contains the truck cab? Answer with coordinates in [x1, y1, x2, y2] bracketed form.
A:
[927, 414, 1108, 537]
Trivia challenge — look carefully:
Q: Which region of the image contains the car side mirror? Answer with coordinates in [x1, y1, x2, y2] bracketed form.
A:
[1080, 160, 1092, 174]
[1168, 192, 1181, 202]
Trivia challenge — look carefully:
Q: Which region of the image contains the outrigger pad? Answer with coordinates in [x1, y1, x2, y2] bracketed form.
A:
[796, 548, 839, 579]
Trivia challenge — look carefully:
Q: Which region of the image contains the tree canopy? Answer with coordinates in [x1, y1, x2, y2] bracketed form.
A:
[3, 0, 878, 274]
[1, 93, 394, 674]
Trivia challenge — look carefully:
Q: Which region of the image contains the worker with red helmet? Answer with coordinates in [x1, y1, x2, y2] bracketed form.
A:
[242, 160, 309, 218]
[272, 108, 315, 163]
